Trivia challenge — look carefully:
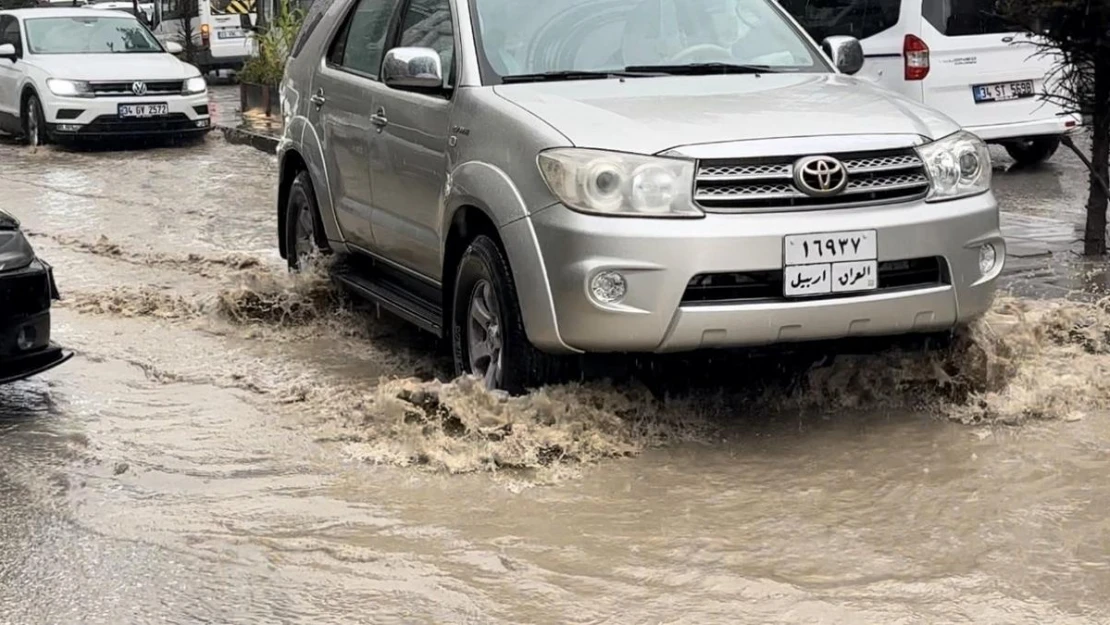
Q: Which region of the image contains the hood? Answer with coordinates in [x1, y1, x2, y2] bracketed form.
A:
[494, 73, 960, 155]
[27, 53, 196, 81]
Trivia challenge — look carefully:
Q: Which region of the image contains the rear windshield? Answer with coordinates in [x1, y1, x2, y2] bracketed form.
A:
[922, 0, 1017, 36]
[777, 0, 901, 42]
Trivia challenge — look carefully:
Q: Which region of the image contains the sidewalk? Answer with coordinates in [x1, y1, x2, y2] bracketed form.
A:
[208, 83, 282, 154]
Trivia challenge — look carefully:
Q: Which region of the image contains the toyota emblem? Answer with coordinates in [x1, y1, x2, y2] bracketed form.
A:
[793, 155, 848, 197]
[131, 81, 148, 96]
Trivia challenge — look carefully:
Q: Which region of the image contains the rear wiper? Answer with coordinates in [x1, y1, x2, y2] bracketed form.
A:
[500, 69, 660, 84]
[623, 62, 780, 75]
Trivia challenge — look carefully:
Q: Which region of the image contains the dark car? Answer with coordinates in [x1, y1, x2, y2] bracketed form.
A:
[0, 208, 71, 384]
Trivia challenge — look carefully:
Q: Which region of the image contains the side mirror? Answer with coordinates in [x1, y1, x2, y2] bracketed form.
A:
[0, 43, 16, 60]
[164, 40, 183, 55]
[382, 47, 444, 92]
[821, 35, 864, 76]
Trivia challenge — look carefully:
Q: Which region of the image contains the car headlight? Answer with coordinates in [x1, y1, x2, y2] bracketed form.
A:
[0, 229, 35, 272]
[537, 148, 702, 218]
[183, 76, 207, 95]
[46, 78, 93, 98]
[916, 130, 992, 202]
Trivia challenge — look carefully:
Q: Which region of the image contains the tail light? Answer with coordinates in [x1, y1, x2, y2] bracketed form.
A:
[904, 34, 929, 81]
[200, 23, 210, 48]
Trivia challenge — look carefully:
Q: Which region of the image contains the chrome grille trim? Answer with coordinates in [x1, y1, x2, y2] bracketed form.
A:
[694, 148, 931, 212]
[88, 80, 185, 97]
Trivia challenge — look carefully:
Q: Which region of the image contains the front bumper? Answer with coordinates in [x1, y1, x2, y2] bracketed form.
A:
[966, 113, 1082, 143]
[507, 193, 1004, 354]
[43, 92, 211, 138]
[0, 260, 72, 384]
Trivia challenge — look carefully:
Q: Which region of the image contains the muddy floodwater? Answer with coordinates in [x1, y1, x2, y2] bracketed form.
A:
[2, 134, 1110, 624]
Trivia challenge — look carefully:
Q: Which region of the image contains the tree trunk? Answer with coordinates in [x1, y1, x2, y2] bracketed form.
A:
[1084, 61, 1110, 256]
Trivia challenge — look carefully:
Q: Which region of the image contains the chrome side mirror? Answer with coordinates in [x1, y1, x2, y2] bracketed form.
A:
[382, 47, 444, 91]
[0, 43, 16, 60]
[821, 36, 864, 75]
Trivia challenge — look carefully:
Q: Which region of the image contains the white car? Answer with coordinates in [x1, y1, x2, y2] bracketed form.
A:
[778, 0, 1082, 165]
[0, 7, 210, 145]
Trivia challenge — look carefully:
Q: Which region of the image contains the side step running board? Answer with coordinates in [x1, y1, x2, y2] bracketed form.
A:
[331, 265, 444, 337]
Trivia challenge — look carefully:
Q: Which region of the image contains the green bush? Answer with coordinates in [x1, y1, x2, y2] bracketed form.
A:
[239, 0, 305, 86]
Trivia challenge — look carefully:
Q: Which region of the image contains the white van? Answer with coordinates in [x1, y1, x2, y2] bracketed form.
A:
[778, 0, 1081, 165]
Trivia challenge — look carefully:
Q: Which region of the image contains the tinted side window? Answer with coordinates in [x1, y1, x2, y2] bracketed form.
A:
[922, 0, 1015, 36]
[336, 0, 395, 76]
[398, 0, 454, 87]
[0, 16, 21, 51]
[291, 0, 338, 58]
[777, 0, 901, 42]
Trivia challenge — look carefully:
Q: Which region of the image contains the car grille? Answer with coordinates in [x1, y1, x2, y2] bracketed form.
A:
[88, 80, 185, 97]
[0, 266, 51, 320]
[694, 149, 930, 212]
[681, 257, 947, 304]
[79, 114, 198, 135]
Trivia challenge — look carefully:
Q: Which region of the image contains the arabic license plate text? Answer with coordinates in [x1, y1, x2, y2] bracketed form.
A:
[784, 230, 876, 265]
[118, 103, 168, 118]
[973, 80, 1035, 103]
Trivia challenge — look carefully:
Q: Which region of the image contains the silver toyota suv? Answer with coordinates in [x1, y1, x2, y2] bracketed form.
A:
[277, 0, 1003, 393]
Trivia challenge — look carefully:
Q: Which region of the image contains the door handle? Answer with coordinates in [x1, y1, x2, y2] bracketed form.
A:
[370, 107, 388, 128]
[310, 89, 325, 107]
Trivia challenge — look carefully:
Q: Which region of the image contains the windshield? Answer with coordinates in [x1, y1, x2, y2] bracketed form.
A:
[470, 0, 827, 81]
[25, 16, 162, 54]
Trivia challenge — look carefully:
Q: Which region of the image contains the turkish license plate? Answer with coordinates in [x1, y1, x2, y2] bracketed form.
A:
[783, 230, 878, 297]
[218, 29, 246, 39]
[118, 103, 168, 118]
[973, 80, 1034, 103]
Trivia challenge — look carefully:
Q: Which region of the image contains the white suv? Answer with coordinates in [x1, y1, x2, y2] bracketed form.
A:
[779, 0, 1081, 165]
[0, 8, 210, 146]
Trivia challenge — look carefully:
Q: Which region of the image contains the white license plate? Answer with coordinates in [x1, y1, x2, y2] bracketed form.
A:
[973, 80, 1035, 103]
[218, 29, 246, 39]
[783, 230, 878, 297]
[118, 103, 168, 118]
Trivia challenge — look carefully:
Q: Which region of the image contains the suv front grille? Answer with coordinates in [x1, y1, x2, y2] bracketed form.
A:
[89, 80, 185, 97]
[694, 148, 930, 212]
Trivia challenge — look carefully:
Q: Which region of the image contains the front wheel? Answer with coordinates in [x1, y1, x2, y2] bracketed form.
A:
[1005, 136, 1060, 166]
[451, 235, 566, 394]
[22, 94, 49, 147]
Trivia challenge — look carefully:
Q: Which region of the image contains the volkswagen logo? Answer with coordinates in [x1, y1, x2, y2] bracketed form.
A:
[793, 155, 848, 197]
[131, 81, 147, 96]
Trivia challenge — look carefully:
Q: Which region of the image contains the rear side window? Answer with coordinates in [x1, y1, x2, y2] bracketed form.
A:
[0, 15, 21, 53]
[922, 0, 1015, 36]
[777, 0, 901, 42]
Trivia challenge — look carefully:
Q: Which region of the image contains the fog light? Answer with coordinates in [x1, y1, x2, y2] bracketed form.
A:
[979, 243, 997, 275]
[56, 124, 81, 132]
[195, 119, 210, 128]
[590, 270, 627, 304]
[16, 325, 37, 351]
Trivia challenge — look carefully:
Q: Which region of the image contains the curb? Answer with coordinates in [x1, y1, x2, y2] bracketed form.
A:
[217, 124, 279, 155]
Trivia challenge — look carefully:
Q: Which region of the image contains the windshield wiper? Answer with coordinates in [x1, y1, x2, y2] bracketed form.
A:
[623, 63, 780, 76]
[500, 70, 659, 84]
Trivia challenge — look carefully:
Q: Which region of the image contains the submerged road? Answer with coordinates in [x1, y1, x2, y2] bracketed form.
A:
[1, 134, 1108, 624]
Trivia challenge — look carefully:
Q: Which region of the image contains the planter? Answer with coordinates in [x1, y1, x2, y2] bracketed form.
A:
[239, 82, 280, 118]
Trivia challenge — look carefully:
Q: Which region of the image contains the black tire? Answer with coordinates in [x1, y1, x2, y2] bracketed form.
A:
[451, 234, 566, 395]
[283, 170, 330, 271]
[21, 93, 49, 147]
[1005, 136, 1060, 166]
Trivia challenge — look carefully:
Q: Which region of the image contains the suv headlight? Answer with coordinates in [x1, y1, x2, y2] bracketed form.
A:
[0, 229, 35, 272]
[183, 76, 207, 94]
[916, 130, 992, 202]
[537, 148, 702, 218]
[46, 78, 93, 98]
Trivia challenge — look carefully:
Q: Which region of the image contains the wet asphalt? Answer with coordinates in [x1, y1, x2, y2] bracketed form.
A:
[1, 133, 1109, 624]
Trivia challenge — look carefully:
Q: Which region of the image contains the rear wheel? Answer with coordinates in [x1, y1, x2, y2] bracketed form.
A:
[451, 235, 566, 394]
[21, 94, 48, 147]
[283, 170, 330, 271]
[1005, 136, 1060, 166]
